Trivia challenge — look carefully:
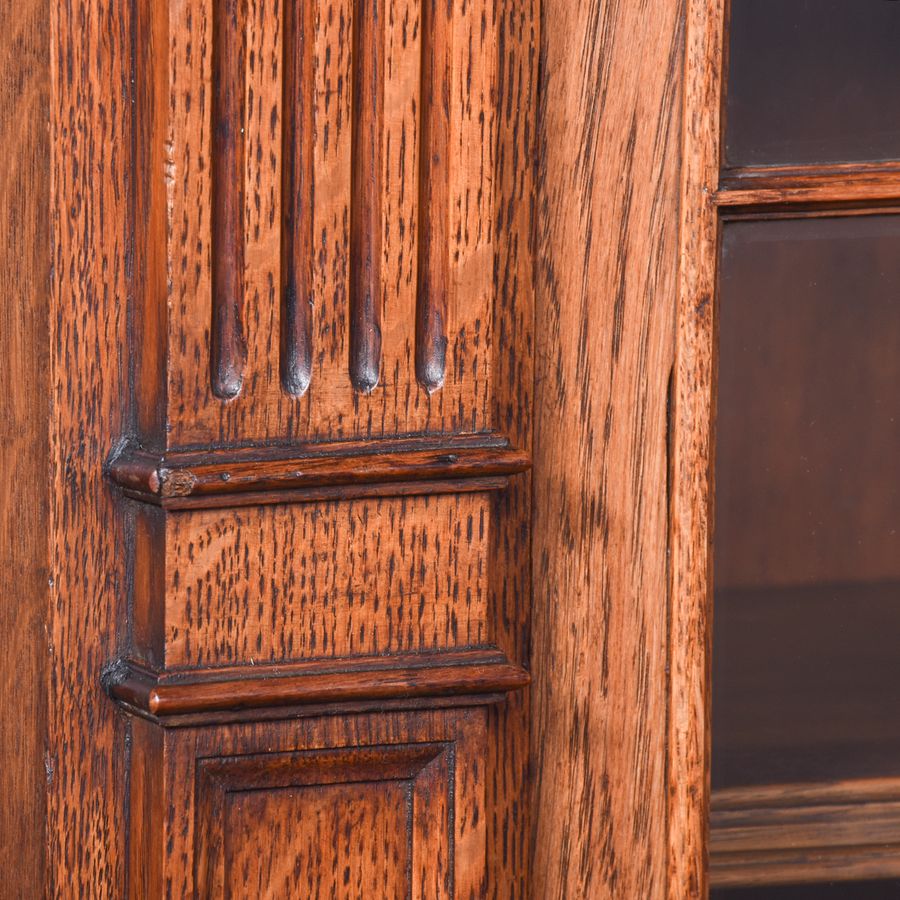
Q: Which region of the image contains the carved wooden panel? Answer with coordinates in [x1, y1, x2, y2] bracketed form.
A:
[134, 0, 498, 447]
[104, 0, 534, 895]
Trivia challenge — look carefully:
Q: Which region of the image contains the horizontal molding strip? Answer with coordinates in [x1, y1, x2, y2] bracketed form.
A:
[710, 777, 900, 888]
[717, 161, 900, 211]
[104, 648, 530, 727]
[108, 432, 530, 509]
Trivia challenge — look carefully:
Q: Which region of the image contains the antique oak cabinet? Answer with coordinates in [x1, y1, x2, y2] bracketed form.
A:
[3, 0, 899, 897]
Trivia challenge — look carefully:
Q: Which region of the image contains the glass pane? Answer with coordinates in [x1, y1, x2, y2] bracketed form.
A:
[713, 215, 900, 790]
[712, 880, 900, 900]
[726, 0, 900, 168]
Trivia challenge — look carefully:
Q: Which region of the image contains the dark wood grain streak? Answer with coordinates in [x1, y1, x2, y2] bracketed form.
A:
[279, 0, 315, 397]
[109, 434, 530, 503]
[349, 0, 384, 393]
[534, 0, 685, 895]
[415, 0, 451, 394]
[106, 648, 529, 721]
[0, 0, 49, 890]
[210, 0, 248, 399]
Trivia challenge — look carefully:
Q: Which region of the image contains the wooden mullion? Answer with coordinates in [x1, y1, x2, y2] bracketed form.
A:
[717, 161, 900, 211]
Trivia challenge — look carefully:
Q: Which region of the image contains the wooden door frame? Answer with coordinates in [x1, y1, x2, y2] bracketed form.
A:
[534, 0, 720, 895]
[669, 1, 725, 896]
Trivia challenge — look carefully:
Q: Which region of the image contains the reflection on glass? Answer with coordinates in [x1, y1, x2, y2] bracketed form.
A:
[726, 0, 900, 168]
[713, 215, 900, 789]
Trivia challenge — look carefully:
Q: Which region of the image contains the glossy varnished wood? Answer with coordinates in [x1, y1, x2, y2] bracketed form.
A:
[157, 493, 492, 668]
[0, 0, 50, 891]
[195, 744, 445, 897]
[0, 0, 753, 893]
[279, 0, 314, 397]
[118, 0, 537, 894]
[210, 0, 249, 399]
[533, 0, 686, 895]
[34, 0, 539, 895]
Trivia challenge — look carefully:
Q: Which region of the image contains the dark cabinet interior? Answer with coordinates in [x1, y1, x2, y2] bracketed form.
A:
[710, 0, 900, 892]
[713, 880, 900, 900]
[725, 0, 900, 168]
[714, 215, 900, 789]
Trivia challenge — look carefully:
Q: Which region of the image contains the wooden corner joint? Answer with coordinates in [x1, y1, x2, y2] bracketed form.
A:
[106, 432, 531, 508]
[102, 648, 530, 727]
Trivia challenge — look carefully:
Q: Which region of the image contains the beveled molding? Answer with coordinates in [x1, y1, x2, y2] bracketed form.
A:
[107, 432, 530, 509]
[103, 648, 530, 727]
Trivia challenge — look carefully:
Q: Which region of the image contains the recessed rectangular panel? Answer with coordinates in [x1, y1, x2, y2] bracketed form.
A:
[224, 782, 411, 899]
[140, 711, 486, 898]
[725, 0, 900, 168]
[164, 494, 490, 668]
[713, 215, 900, 789]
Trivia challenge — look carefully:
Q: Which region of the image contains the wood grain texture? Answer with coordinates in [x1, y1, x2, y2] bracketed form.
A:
[484, 0, 538, 895]
[711, 778, 900, 887]
[162, 493, 490, 668]
[0, 0, 49, 891]
[667, 0, 724, 897]
[120, 2, 536, 891]
[533, 0, 685, 895]
[49, 0, 132, 893]
[349, 0, 384, 393]
[128, 709, 487, 898]
[224, 779, 410, 898]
